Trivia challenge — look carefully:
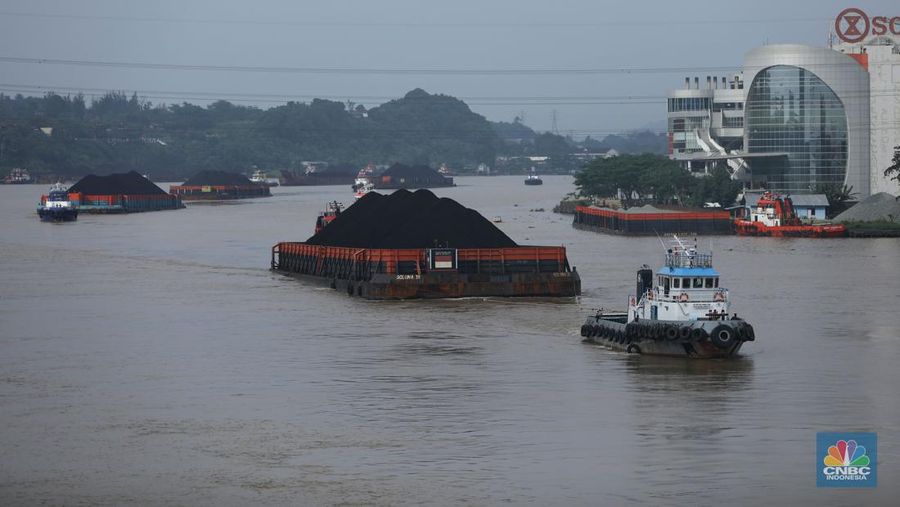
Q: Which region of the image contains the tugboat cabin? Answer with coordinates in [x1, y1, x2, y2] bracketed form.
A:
[630, 242, 730, 322]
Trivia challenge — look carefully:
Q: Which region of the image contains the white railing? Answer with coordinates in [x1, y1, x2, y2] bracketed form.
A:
[655, 288, 728, 302]
[665, 252, 713, 268]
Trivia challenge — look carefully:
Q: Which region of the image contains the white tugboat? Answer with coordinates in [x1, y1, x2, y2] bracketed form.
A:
[580, 236, 754, 358]
[524, 168, 543, 185]
[37, 183, 78, 222]
[352, 164, 376, 199]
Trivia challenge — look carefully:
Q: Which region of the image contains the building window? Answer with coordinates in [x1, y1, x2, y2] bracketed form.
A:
[723, 116, 744, 128]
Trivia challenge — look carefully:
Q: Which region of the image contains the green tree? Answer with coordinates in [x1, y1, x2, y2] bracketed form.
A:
[884, 145, 900, 188]
[0, 89, 501, 179]
[576, 154, 689, 207]
[686, 166, 742, 208]
[814, 183, 858, 217]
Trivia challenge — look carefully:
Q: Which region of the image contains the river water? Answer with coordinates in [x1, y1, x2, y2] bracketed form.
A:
[1, 176, 899, 505]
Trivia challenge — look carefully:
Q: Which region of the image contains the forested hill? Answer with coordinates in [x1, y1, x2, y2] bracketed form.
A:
[0, 88, 500, 180]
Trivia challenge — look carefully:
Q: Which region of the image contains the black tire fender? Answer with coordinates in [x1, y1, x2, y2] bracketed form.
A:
[665, 326, 678, 340]
[710, 325, 735, 349]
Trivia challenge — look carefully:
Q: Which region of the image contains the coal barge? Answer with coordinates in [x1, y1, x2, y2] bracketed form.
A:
[170, 170, 271, 200]
[65, 171, 183, 213]
[272, 189, 580, 299]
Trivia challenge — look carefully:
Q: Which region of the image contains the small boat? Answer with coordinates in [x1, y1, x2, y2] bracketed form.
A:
[37, 183, 78, 222]
[249, 169, 270, 185]
[314, 200, 343, 234]
[580, 236, 754, 358]
[353, 181, 375, 200]
[351, 164, 377, 199]
[734, 192, 846, 237]
[524, 174, 543, 185]
[4, 167, 33, 184]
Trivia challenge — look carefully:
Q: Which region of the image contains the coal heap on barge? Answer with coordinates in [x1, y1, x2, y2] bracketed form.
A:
[306, 189, 516, 249]
[273, 189, 580, 299]
[66, 171, 183, 213]
[170, 170, 271, 200]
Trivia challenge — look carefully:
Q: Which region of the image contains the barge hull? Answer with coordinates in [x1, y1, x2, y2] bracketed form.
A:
[272, 242, 580, 299]
[573, 206, 733, 236]
[286, 271, 580, 299]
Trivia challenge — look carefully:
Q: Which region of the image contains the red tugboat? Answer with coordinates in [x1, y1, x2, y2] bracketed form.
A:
[314, 201, 343, 234]
[734, 192, 846, 238]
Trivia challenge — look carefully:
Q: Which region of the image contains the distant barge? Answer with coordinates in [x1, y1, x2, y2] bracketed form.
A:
[573, 205, 733, 235]
[170, 170, 271, 200]
[271, 244, 581, 299]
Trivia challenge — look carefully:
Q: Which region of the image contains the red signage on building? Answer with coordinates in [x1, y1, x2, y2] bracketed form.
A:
[835, 8, 900, 43]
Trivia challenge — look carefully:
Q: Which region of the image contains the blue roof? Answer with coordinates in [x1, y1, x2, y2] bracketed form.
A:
[659, 266, 720, 277]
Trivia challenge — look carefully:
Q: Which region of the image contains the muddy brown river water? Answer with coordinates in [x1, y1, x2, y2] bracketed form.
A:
[2, 176, 898, 505]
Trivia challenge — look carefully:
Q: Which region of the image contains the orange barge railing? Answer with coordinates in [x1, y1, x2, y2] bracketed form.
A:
[272, 243, 572, 279]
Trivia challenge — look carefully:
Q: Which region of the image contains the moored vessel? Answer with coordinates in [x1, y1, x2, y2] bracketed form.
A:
[314, 201, 343, 234]
[352, 165, 376, 199]
[4, 167, 33, 184]
[580, 236, 754, 358]
[525, 174, 543, 185]
[37, 183, 78, 222]
[734, 192, 846, 237]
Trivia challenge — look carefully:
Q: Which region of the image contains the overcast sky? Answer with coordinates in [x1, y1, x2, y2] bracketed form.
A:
[0, 0, 895, 136]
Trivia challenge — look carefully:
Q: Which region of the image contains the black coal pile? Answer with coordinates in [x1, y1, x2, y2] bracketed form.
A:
[307, 189, 517, 248]
[182, 170, 256, 186]
[68, 171, 168, 195]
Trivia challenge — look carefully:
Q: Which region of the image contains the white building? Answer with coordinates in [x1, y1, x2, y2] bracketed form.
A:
[667, 75, 746, 176]
[666, 7, 900, 198]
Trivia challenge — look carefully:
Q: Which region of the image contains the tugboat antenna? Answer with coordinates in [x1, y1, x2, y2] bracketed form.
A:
[655, 231, 667, 250]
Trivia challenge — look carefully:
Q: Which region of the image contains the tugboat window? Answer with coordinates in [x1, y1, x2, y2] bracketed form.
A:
[714, 278, 719, 288]
[673, 278, 680, 289]
[693, 278, 702, 288]
[663, 277, 670, 296]
[705, 278, 714, 288]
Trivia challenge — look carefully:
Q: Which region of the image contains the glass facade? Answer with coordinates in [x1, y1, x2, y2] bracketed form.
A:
[745, 65, 848, 192]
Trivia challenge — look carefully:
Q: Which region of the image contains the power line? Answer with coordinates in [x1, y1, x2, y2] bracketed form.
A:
[0, 55, 743, 76]
[0, 55, 887, 78]
[0, 10, 831, 28]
